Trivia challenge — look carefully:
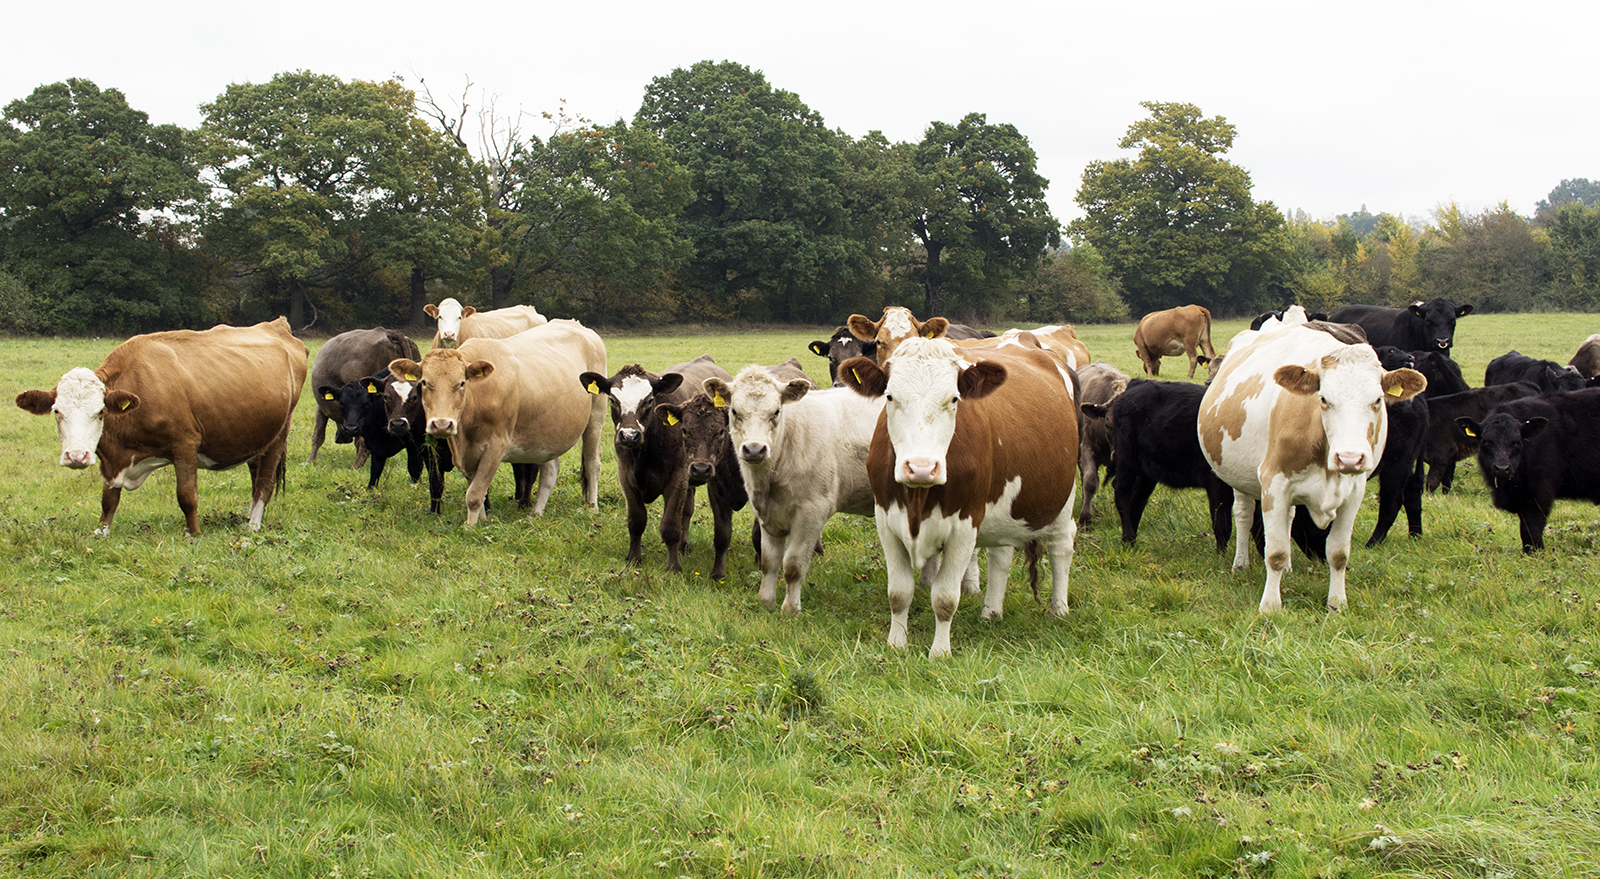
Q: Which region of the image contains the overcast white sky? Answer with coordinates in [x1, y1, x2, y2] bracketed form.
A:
[6, 0, 1591, 225]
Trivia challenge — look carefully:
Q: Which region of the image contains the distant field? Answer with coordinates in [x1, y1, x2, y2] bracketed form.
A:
[2, 314, 1598, 877]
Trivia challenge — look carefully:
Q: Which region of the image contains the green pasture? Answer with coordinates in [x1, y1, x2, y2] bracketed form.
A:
[2, 314, 1598, 877]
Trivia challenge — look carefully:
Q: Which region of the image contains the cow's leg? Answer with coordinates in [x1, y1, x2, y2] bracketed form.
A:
[174, 453, 202, 535]
[1257, 499, 1292, 613]
[97, 484, 123, 537]
[1520, 507, 1549, 553]
[1205, 479, 1234, 553]
[660, 480, 692, 573]
[1077, 451, 1100, 526]
[1365, 467, 1403, 548]
[780, 508, 828, 614]
[308, 410, 328, 463]
[1118, 472, 1158, 544]
[962, 554, 981, 595]
[878, 530, 917, 652]
[1324, 491, 1364, 611]
[623, 486, 648, 565]
[405, 445, 423, 484]
[929, 531, 979, 659]
[1045, 516, 1078, 617]
[1186, 351, 1199, 379]
[580, 397, 605, 510]
[461, 446, 503, 527]
[248, 432, 288, 531]
[1231, 491, 1256, 573]
[351, 436, 370, 469]
[757, 521, 787, 610]
[707, 485, 736, 580]
[529, 460, 559, 516]
[1403, 455, 1425, 537]
[424, 444, 446, 514]
[1439, 459, 1458, 493]
[366, 450, 388, 490]
[981, 546, 1015, 619]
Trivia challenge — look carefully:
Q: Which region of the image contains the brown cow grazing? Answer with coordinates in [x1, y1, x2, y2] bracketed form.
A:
[1073, 360, 1131, 525]
[847, 306, 991, 366]
[307, 327, 420, 464]
[16, 318, 308, 536]
[425, 297, 547, 350]
[1134, 305, 1216, 378]
[840, 336, 1080, 658]
[1571, 334, 1600, 380]
[579, 355, 732, 572]
[389, 320, 606, 526]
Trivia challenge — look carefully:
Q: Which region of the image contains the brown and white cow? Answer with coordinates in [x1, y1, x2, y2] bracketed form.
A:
[955, 325, 1092, 371]
[704, 364, 882, 613]
[1134, 305, 1216, 378]
[307, 327, 420, 464]
[425, 297, 547, 350]
[846, 306, 992, 366]
[16, 318, 309, 536]
[840, 336, 1080, 658]
[1568, 333, 1600, 380]
[389, 319, 606, 525]
[1198, 325, 1425, 613]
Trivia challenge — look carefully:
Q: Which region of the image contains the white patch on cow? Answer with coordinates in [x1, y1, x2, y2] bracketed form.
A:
[611, 374, 655, 416]
[391, 380, 413, 401]
[248, 500, 266, 531]
[434, 297, 464, 346]
[111, 456, 171, 490]
[52, 367, 108, 467]
[880, 307, 917, 341]
[881, 338, 964, 485]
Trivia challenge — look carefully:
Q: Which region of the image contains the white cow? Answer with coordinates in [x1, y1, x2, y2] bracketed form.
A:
[1198, 325, 1425, 613]
[703, 367, 884, 614]
[425, 298, 546, 350]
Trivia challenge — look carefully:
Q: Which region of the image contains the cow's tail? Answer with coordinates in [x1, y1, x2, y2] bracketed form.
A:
[1025, 539, 1043, 603]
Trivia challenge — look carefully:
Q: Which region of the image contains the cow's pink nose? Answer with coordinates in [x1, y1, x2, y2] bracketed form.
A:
[901, 458, 943, 485]
[1335, 452, 1366, 472]
[62, 450, 93, 468]
[427, 418, 457, 436]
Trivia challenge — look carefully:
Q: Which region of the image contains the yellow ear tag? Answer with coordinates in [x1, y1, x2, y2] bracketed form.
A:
[119, 399, 133, 411]
[713, 393, 725, 408]
[586, 381, 600, 395]
[1386, 384, 1402, 397]
[405, 372, 420, 382]
[1464, 426, 1477, 438]
[322, 392, 334, 400]
[665, 412, 680, 426]
[851, 367, 861, 384]
[365, 383, 378, 394]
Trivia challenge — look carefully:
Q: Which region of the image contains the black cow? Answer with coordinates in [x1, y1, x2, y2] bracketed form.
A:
[807, 327, 876, 387]
[1422, 383, 1541, 492]
[1366, 389, 1430, 547]
[1456, 389, 1600, 552]
[308, 327, 421, 464]
[1328, 299, 1473, 356]
[1408, 350, 1469, 397]
[1484, 350, 1586, 394]
[317, 369, 420, 491]
[380, 375, 459, 514]
[1250, 308, 1327, 330]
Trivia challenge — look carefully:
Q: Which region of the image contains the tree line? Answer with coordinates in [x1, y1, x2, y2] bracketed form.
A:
[1, 70, 1596, 336]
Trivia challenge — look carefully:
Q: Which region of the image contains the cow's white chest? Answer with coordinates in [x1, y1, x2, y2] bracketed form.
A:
[879, 503, 972, 570]
[111, 456, 171, 490]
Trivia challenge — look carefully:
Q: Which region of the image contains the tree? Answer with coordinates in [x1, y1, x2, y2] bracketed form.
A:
[1543, 201, 1600, 309]
[1421, 202, 1547, 312]
[1073, 101, 1292, 316]
[1537, 178, 1600, 215]
[636, 60, 862, 322]
[0, 78, 208, 332]
[1013, 243, 1127, 323]
[908, 113, 1060, 318]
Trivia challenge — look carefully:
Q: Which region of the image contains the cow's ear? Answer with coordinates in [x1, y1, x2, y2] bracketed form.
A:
[1381, 367, 1427, 403]
[1455, 416, 1481, 439]
[460, 306, 477, 319]
[388, 358, 423, 382]
[105, 390, 140, 415]
[958, 361, 1008, 400]
[702, 378, 732, 408]
[15, 389, 56, 415]
[1196, 355, 1211, 365]
[1408, 303, 1425, 318]
[1081, 402, 1109, 420]
[808, 341, 829, 357]
[1457, 304, 1474, 317]
[920, 317, 949, 339]
[655, 373, 685, 397]
[1309, 313, 1329, 322]
[779, 379, 811, 405]
[465, 361, 494, 381]
[1273, 364, 1321, 396]
[656, 403, 683, 428]
[364, 380, 382, 395]
[838, 356, 887, 397]
[580, 372, 609, 396]
[318, 385, 339, 401]
[847, 313, 878, 343]
[1521, 416, 1549, 439]
[423, 304, 441, 319]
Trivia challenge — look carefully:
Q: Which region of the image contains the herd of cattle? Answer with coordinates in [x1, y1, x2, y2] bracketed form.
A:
[14, 298, 1600, 656]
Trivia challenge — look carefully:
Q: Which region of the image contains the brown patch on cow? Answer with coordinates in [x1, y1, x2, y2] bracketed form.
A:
[1200, 372, 1267, 465]
[1263, 383, 1329, 487]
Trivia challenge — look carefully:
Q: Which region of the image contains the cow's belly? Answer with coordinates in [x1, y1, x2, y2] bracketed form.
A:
[974, 476, 1060, 546]
[1159, 339, 1187, 356]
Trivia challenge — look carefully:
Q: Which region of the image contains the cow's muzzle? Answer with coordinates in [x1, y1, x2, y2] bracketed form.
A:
[1334, 451, 1367, 473]
[1435, 338, 1452, 350]
[739, 441, 769, 463]
[616, 427, 643, 449]
[899, 458, 944, 486]
[387, 417, 410, 437]
[689, 462, 714, 485]
[61, 449, 94, 469]
[426, 417, 458, 436]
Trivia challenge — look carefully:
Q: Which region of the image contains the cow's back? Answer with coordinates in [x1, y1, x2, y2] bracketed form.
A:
[431, 304, 547, 350]
[457, 321, 605, 459]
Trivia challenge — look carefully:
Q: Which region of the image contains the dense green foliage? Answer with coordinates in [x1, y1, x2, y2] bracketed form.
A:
[5, 318, 1600, 877]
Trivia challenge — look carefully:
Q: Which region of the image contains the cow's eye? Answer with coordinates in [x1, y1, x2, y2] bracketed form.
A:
[885, 394, 894, 403]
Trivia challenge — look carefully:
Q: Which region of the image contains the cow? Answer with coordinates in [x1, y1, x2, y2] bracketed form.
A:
[317, 369, 419, 491]
[1484, 350, 1586, 394]
[579, 354, 731, 572]
[380, 373, 456, 514]
[1103, 379, 1236, 551]
[654, 393, 749, 580]
[16, 318, 309, 536]
[703, 365, 882, 612]
[1422, 383, 1541, 493]
[1363, 347, 1431, 548]
[388, 319, 606, 526]
[1073, 360, 1131, 525]
[957, 325, 1092, 371]
[846, 306, 993, 367]
[1408, 350, 1469, 398]
[839, 336, 1080, 658]
[1133, 305, 1217, 378]
[1456, 389, 1600, 552]
[307, 327, 420, 464]
[1199, 325, 1426, 612]
[1250, 307, 1328, 330]
[1570, 334, 1600, 380]
[1327, 298, 1473, 356]
[425, 297, 547, 350]
[807, 326, 876, 387]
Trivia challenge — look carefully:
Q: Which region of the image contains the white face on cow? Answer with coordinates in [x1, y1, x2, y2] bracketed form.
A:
[434, 298, 465, 347]
[881, 337, 967, 486]
[50, 367, 111, 468]
[1285, 346, 1389, 475]
[721, 369, 808, 464]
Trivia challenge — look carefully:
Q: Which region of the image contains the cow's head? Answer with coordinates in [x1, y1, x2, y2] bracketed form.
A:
[1372, 346, 1416, 372]
[847, 306, 949, 366]
[389, 350, 492, 437]
[1457, 411, 1546, 488]
[579, 364, 683, 450]
[808, 327, 876, 387]
[1272, 347, 1426, 474]
[705, 368, 812, 466]
[1408, 298, 1473, 353]
[1409, 351, 1468, 397]
[425, 297, 477, 349]
[16, 367, 140, 469]
[656, 394, 732, 486]
[840, 337, 1007, 486]
[320, 371, 388, 438]
[383, 376, 419, 438]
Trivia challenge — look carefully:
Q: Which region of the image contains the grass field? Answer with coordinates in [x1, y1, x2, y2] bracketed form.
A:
[2, 314, 1598, 877]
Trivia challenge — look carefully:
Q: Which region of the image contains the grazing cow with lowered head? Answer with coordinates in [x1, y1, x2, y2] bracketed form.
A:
[808, 326, 877, 387]
[1134, 304, 1217, 378]
[1073, 361, 1130, 525]
[390, 319, 606, 525]
[704, 364, 882, 612]
[1485, 350, 1587, 394]
[16, 318, 308, 535]
[425, 297, 546, 350]
[847, 306, 993, 366]
[1328, 298, 1473, 356]
[307, 327, 419, 464]
[579, 354, 731, 572]
[1408, 350, 1470, 397]
[1457, 389, 1600, 552]
[1569, 334, 1600, 380]
[840, 337, 1080, 658]
[1199, 325, 1425, 612]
